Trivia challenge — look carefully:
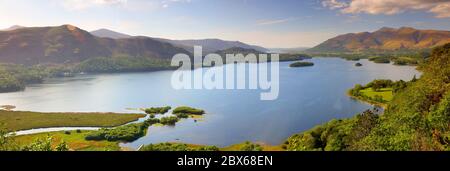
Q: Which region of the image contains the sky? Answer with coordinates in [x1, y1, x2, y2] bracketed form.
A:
[0, 0, 449, 48]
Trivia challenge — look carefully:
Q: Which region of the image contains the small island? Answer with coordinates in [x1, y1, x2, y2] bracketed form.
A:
[289, 61, 314, 67]
[172, 106, 205, 119]
[355, 63, 363, 67]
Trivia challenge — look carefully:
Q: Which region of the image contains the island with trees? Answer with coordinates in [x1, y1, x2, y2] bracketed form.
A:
[289, 61, 314, 67]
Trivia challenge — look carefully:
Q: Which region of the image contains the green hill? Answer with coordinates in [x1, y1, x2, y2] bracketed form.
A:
[285, 43, 450, 151]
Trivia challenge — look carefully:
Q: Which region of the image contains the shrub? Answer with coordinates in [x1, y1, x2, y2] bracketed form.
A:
[197, 146, 220, 151]
[174, 113, 189, 119]
[160, 116, 179, 125]
[85, 123, 148, 142]
[140, 143, 191, 151]
[240, 141, 263, 151]
[144, 106, 171, 114]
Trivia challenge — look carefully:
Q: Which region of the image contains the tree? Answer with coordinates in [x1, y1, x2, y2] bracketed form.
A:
[21, 136, 53, 151]
[240, 141, 263, 151]
[55, 141, 70, 151]
[0, 127, 18, 151]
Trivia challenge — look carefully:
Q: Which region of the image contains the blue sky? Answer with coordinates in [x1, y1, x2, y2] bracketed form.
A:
[0, 0, 449, 48]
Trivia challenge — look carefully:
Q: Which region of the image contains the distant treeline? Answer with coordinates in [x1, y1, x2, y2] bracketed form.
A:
[0, 56, 175, 93]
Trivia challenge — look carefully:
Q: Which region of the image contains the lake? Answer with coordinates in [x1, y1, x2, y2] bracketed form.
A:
[0, 58, 420, 148]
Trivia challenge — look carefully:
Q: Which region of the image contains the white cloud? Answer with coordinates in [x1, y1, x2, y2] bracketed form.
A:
[256, 18, 298, 26]
[60, 0, 191, 10]
[322, 0, 450, 18]
[161, 0, 191, 8]
[429, 3, 450, 18]
[61, 0, 127, 10]
[322, 0, 348, 9]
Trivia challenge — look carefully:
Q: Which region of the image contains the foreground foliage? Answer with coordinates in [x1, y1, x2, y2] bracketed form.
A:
[139, 143, 220, 151]
[1, 129, 71, 151]
[286, 43, 450, 151]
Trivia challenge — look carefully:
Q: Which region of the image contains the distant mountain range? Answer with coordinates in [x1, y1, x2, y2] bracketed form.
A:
[2, 25, 449, 66]
[155, 38, 269, 54]
[0, 25, 191, 65]
[90, 28, 268, 53]
[307, 27, 450, 53]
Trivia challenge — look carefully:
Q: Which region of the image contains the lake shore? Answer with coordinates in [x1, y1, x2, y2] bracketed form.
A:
[347, 92, 389, 109]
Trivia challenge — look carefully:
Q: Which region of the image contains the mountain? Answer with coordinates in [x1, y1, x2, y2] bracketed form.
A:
[90, 29, 132, 39]
[91, 28, 268, 53]
[155, 38, 269, 53]
[307, 27, 450, 53]
[0, 25, 191, 65]
[1, 25, 25, 31]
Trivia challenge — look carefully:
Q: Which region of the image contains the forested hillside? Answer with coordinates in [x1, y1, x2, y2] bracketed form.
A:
[285, 43, 450, 151]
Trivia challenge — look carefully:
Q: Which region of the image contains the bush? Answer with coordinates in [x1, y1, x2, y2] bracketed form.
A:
[139, 143, 220, 151]
[197, 146, 220, 151]
[140, 143, 191, 151]
[144, 106, 171, 114]
[160, 116, 179, 125]
[240, 141, 263, 151]
[85, 123, 148, 142]
[174, 113, 189, 119]
[144, 118, 160, 125]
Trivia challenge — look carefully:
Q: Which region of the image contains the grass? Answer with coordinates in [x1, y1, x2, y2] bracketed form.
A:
[13, 131, 121, 151]
[0, 110, 145, 131]
[359, 87, 394, 102]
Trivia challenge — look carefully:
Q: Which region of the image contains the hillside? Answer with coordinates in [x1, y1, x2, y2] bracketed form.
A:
[90, 29, 132, 39]
[285, 43, 450, 151]
[156, 38, 268, 53]
[0, 25, 25, 31]
[0, 25, 191, 65]
[90, 28, 269, 53]
[307, 27, 450, 53]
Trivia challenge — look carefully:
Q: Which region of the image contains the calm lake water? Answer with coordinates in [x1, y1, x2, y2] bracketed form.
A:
[0, 58, 420, 148]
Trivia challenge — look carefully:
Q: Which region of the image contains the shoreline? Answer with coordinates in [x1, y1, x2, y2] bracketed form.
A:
[347, 92, 388, 109]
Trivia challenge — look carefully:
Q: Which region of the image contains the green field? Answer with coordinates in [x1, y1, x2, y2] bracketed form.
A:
[0, 110, 145, 131]
[13, 131, 121, 151]
[359, 87, 394, 102]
